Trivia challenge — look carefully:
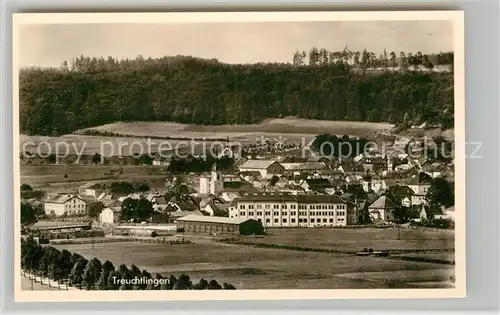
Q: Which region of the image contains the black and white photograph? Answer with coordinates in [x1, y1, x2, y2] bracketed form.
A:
[13, 11, 465, 301]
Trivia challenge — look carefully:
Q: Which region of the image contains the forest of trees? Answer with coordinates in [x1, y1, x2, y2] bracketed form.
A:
[292, 47, 453, 70]
[311, 134, 369, 158]
[19, 49, 454, 136]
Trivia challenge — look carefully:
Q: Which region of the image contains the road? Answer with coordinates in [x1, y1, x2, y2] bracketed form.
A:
[20, 274, 75, 291]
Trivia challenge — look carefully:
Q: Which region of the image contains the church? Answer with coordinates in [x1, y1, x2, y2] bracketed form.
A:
[198, 164, 223, 195]
[199, 164, 243, 195]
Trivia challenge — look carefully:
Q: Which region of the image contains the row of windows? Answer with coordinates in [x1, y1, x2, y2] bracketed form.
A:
[240, 210, 347, 217]
[181, 223, 237, 233]
[299, 204, 347, 210]
[65, 204, 85, 209]
[66, 210, 86, 214]
[239, 203, 347, 210]
[261, 218, 346, 224]
[241, 211, 301, 216]
[242, 204, 298, 210]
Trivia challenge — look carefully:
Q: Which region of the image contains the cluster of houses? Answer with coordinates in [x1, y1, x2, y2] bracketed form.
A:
[35, 137, 454, 235]
[197, 150, 455, 226]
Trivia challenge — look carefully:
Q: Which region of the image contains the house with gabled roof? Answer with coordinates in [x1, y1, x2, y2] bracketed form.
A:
[203, 202, 230, 217]
[239, 159, 284, 178]
[300, 178, 334, 193]
[368, 195, 398, 222]
[386, 185, 415, 207]
[406, 173, 432, 205]
[78, 182, 105, 198]
[99, 207, 122, 224]
[44, 194, 88, 216]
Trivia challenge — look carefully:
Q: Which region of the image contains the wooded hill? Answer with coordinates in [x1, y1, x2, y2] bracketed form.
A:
[19, 49, 454, 136]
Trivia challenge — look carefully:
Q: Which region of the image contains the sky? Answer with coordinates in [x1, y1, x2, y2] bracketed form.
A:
[18, 20, 454, 67]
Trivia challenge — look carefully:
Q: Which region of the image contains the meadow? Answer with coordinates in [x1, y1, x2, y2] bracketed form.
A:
[20, 165, 168, 192]
[88, 118, 393, 136]
[238, 227, 455, 252]
[20, 134, 215, 157]
[84, 118, 394, 142]
[20, 119, 394, 160]
[53, 240, 454, 290]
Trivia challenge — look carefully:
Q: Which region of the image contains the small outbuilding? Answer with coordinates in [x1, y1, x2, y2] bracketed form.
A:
[99, 207, 122, 224]
[175, 214, 264, 235]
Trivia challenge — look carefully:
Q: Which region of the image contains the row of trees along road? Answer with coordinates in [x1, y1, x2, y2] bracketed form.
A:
[21, 236, 237, 290]
[19, 49, 454, 136]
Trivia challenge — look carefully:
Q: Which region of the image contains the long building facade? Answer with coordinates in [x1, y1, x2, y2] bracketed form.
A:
[176, 214, 264, 235]
[229, 192, 357, 228]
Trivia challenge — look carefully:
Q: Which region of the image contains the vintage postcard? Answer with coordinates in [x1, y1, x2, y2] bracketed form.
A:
[13, 11, 465, 301]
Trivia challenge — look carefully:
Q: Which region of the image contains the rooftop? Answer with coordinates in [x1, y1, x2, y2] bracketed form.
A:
[45, 194, 85, 204]
[281, 162, 327, 171]
[79, 182, 102, 190]
[169, 209, 203, 217]
[388, 185, 415, 197]
[406, 173, 433, 185]
[176, 214, 250, 225]
[368, 196, 398, 209]
[237, 192, 347, 204]
[104, 206, 122, 213]
[239, 192, 297, 202]
[305, 178, 334, 188]
[239, 160, 280, 170]
[32, 222, 92, 230]
[295, 194, 346, 204]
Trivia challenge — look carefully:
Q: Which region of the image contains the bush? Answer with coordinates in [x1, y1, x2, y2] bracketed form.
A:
[21, 190, 46, 199]
[411, 218, 454, 229]
[136, 183, 150, 192]
[21, 184, 33, 191]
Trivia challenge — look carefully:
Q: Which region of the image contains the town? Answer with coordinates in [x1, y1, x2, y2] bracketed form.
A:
[20, 129, 456, 290]
[17, 18, 457, 291]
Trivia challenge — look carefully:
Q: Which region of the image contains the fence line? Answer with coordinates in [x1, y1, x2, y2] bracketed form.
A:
[220, 239, 455, 255]
[49, 237, 194, 245]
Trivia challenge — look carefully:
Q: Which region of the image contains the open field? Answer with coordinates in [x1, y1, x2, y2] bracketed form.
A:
[20, 119, 394, 157]
[20, 134, 222, 156]
[53, 240, 454, 289]
[20, 165, 168, 192]
[86, 119, 394, 140]
[238, 228, 455, 252]
[398, 127, 455, 141]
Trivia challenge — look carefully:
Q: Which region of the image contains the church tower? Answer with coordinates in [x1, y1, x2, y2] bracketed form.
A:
[210, 163, 224, 195]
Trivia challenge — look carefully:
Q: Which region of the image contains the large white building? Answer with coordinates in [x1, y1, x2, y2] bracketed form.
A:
[406, 175, 431, 205]
[229, 192, 356, 227]
[44, 194, 88, 216]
